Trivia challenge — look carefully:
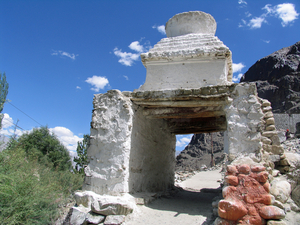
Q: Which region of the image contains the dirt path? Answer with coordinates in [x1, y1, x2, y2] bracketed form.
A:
[125, 170, 222, 225]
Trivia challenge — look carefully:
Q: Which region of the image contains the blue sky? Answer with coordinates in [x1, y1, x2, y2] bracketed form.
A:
[0, 0, 299, 156]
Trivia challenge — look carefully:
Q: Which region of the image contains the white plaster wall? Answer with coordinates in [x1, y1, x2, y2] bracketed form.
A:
[139, 59, 229, 91]
[83, 90, 176, 195]
[128, 104, 176, 193]
[224, 83, 264, 158]
[83, 90, 134, 195]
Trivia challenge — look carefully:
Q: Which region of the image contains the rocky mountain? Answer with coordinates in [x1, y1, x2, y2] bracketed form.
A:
[176, 132, 225, 171]
[176, 41, 300, 171]
[240, 41, 300, 113]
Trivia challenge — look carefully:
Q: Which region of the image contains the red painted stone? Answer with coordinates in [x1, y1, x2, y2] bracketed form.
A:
[217, 164, 281, 224]
[245, 193, 272, 205]
[227, 165, 238, 174]
[263, 182, 270, 193]
[257, 171, 269, 183]
[259, 205, 285, 220]
[225, 175, 239, 186]
[222, 186, 237, 199]
[237, 164, 250, 174]
[251, 165, 266, 172]
[218, 199, 248, 221]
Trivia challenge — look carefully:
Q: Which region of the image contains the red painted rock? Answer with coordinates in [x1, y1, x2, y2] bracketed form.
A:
[241, 214, 265, 225]
[225, 175, 239, 186]
[238, 164, 250, 174]
[263, 182, 270, 193]
[257, 171, 269, 183]
[259, 205, 285, 219]
[218, 199, 248, 221]
[245, 193, 272, 205]
[251, 165, 266, 172]
[227, 165, 238, 175]
[222, 186, 237, 199]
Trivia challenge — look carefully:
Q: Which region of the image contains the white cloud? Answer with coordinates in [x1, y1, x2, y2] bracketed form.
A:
[85, 75, 109, 92]
[238, 0, 247, 5]
[232, 62, 246, 73]
[113, 40, 151, 66]
[0, 113, 26, 137]
[1, 113, 13, 129]
[242, 3, 298, 29]
[263, 40, 270, 44]
[50, 126, 83, 152]
[129, 41, 145, 52]
[152, 25, 166, 35]
[51, 50, 78, 60]
[113, 47, 140, 66]
[76, 86, 81, 90]
[232, 73, 244, 83]
[123, 75, 129, 80]
[275, 3, 299, 27]
[176, 134, 193, 148]
[248, 16, 266, 29]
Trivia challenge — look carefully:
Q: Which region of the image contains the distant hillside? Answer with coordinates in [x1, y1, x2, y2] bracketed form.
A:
[240, 41, 300, 113]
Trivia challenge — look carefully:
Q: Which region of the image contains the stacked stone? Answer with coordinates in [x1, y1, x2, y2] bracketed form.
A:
[215, 164, 285, 225]
[65, 191, 135, 225]
[259, 99, 288, 174]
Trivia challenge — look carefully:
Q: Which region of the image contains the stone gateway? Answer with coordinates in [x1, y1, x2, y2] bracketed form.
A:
[67, 11, 293, 225]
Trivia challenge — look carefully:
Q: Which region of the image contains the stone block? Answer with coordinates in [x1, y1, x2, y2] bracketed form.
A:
[218, 199, 248, 221]
[263, 144, 273, 152]
[104, 215, 125, 225]
[272, 145, 284, 155]
[226, 165, 238, 175]
[263, 106, 273, 112]
[259, 205, 285, 220]
[86, 212, 105, 224]
[264, 111, 274, 119]
[270, 179, 291, 203]
[261, 136, 272, 145]
[257, 171, 269, 183]
[92, 199, 134, 216]
[69, 206, 89, 225]
[262, 130, 277, 138]
[225, 175, 239, 186]
[269, 154, 280, 163]
[267, 220, 286, 225]
[292, 185, 300, 207]
[271, 135, 281, 145]
[237, 164, 250, 174]
[251, 165, 266, 172]
[261, 99, 271, 107]
[265, 118, 275, 125]
[266, 125, 276, 131]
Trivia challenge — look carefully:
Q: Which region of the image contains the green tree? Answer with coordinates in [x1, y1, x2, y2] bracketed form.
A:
[12, 126, 72, 171]
[73, 134, 90, 174]
[0, 72, 9, 129]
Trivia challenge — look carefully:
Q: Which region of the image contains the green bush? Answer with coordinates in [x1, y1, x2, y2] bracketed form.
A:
[0, 140, 84, 224]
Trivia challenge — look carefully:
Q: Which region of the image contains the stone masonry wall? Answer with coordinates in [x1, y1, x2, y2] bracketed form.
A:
[83, 90, 134, 195]
[224, 83, 264, 160]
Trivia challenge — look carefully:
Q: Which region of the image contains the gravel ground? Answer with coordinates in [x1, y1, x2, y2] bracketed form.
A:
[125, 169, 222, 225]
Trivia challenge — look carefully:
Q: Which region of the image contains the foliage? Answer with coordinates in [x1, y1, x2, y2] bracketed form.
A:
[0, 72, 9, 129]
[0, 138, 84, 224]
[73, 134, 90, 174]
[11, 126, 72, 171]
